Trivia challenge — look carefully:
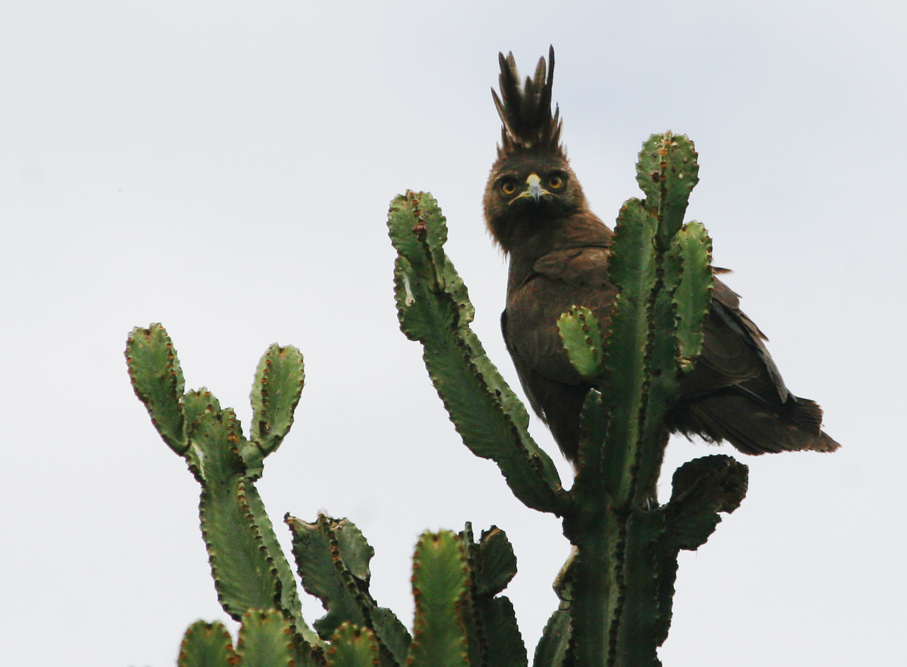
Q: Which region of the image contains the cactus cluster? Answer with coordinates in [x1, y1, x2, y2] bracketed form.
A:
[127, 325, 526, 666]
[128, 133, 750, 666]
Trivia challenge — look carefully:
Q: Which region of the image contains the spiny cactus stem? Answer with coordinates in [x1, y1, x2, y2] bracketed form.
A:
[566, 507, 627, 667]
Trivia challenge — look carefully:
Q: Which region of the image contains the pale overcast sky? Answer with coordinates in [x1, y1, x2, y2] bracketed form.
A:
[2, 2, 905, 665]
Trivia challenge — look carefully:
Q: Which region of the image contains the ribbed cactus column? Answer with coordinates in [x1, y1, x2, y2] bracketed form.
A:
[554, 133, 748, 666]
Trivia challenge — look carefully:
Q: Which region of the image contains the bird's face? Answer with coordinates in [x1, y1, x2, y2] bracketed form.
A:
[484, 153, 586, 252]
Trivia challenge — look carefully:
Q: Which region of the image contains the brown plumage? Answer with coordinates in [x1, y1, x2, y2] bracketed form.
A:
[484, 47, 840, 463]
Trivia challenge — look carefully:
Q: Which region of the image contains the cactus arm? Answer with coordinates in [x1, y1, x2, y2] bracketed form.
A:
[327, 624, 382, 667]
[636, 132, 700, 249]
[287, 514, 410, 666]
[472, 526, 518, 597]
[126, 324, 319, 651]
[247, 344, 305, 474]
[556, 307, 606, 383]
[126, 324, 187, 455]
[595, 199, 659, 505]
[459, 523, 527, 667]
[664, 455, 749, 552]
[234, 609, 295, 667]
[286, 515, 370, 640]
[405, 530, 471, 667]
[178, 620, 235, 667]
[670, 222, 713, 371]
[388, 192, 566, 515]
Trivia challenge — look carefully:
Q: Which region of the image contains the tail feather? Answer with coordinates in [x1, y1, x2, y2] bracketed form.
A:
[682, 394, 840, 456]
[786, 396, 825, 433]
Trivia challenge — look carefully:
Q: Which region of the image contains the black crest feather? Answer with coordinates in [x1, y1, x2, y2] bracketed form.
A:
[492, 46, 563, 157]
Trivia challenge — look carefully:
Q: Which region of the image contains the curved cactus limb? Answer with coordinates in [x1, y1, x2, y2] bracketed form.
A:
[126, 324, 187, 455]
[388, 192, 566, 515]
[636, 132, 700, 249]
[287, 513, 411, 666]
[246, 344, 305, 476]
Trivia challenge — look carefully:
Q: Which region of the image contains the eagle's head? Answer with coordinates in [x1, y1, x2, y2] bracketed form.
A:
[483, 47, 588, 253]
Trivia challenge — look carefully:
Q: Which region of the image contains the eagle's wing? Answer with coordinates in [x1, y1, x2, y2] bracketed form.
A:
[504, 248, 840, 457]
[502, 246, 616, 459]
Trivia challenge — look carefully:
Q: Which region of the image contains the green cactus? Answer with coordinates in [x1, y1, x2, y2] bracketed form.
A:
[177, 620, 235, 667]
[460, 523, 527, 667]
[286, 512, 412, 665]
[388, 192, 567, 515]
[127, 324, 321, 661]
[326, 624, 381, 667]
[127, 326, 525, 667]
[129, 131, 753, 667]
[388, 133, 749, 666]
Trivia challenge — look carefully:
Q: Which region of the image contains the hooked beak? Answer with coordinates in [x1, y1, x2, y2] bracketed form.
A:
[526, 173, 543, 202]
[510, 173, 549, 205]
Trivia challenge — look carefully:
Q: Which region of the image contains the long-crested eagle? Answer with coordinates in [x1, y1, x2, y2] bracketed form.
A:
[483, 47, 839, 462]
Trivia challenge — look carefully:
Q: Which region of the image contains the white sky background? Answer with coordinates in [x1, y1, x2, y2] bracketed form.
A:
[1, 1, 904, 665]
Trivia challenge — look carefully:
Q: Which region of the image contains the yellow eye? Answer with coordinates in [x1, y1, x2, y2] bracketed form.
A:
[548, 174, 564, 189]
[501, 180, 516, 195]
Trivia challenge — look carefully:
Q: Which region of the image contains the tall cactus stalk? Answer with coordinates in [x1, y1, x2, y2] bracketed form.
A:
[389, 133, 748, 666]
